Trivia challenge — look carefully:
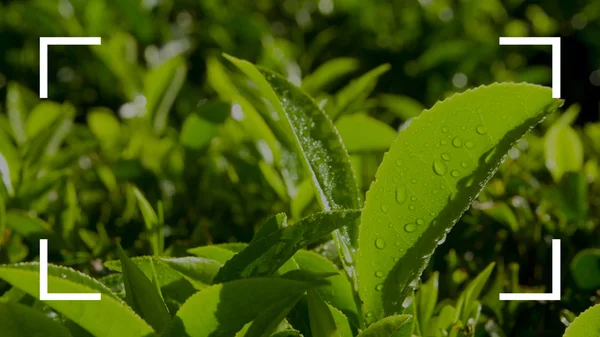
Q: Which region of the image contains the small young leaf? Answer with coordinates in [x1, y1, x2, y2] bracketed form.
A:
[416, 272, 439, 333]
[455, 263, 495, 323]
[0, 263, 154, 337]
[0, 301, 73, 337]
[357, 83, 560, 322]
[116, 244, 171, 333]
[187, 245, 241, 263]
[301, 57, 360, 94]
[563, 304, 600, 337]
[131, 186, 162, 255]
[355, 314, 413, 337]
[162, 278, 317, 337]
[214, 210, 360, 283]
[308, 289, 339, 337]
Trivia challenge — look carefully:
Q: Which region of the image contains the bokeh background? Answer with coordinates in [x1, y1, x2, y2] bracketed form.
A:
[1, 0, 599, 336]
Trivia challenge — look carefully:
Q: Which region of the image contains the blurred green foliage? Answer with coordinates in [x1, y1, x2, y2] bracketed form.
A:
[0, 0, 599, 336]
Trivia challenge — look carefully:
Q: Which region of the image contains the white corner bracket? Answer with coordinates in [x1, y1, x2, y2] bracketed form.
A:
[40, 239, 101, 301]
[499, 37, 561, 99]
[499, 239, 561, 301]
[39, 37, 102, 99]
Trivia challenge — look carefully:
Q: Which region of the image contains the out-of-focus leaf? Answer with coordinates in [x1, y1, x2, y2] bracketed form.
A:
[455, 263, 495, 323]
[25, 102, 63, 139]
[357, 83, 559, 323]
[214, 210, 360, 283]
[544, 123, 583, 182]
[308, 289, 339, 337]
[570, 249, 600, 290]
[478, 202, 519, 232]
[302, 58, 359, 94]
[416, 272, 439, 334]
[379, 94, 424, 121]
[116, 244, 171, 333]
[144, 56, 187, 133]
[335, 114, 397, 152]
[0, 263, 154, 337]
[131, 186, 162, 255]
[87, 108, 121, 148]
[0, 301, 73, 337]
[180, 101, 230, 150]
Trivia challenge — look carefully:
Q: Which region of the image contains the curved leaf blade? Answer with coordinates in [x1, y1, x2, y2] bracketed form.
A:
[163, 278, 316, 337]
[356, 314, 413, 337]
[214, 210, 360, 283]
[0, 301, 73, 337]
[563, 304, 600, 337]
[224, 55, 361, 284]
[357, 83, 561, 322]
[0, 263, 154, 337]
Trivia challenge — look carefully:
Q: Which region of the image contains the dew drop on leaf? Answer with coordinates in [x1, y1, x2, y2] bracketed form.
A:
[404, 223, 417, 233]
[416, 219, 424, 225]
[451, 170, 461, 177]
[441, 153, 451, 161]
[465, 140, 475, 149]
[452, 136, 463, 148]
[433, 160, 448, 176]
[395, 186, 407, 204]
[476, 125, 487, 135]
[375, 271, 383, 278]
[410, 196, 417, 201]
[395, 159, 402, 167]
[375, 237, 386, 249]
[441, 126, 449, 133]
[409, 204, 416, 210]
[375, 285, 383, 291]
[461, 161, 468, 168]
[380, 204, 388, 213]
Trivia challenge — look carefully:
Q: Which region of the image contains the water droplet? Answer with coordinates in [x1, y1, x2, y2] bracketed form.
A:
[402, 296, 414, 308]
[395, 159, 402, 167]
[440, 139, 448, 146]
[429, 212, 435, 216]
[375, 271, 384, 278]
[366, 312, 373, 318]
[461, 161, 468, 168]
[465, 140, 475, 149]
[375, 237, 386, 249]
[452, 136, 463, 148]
[416, 219, 424, 225]
[476, 125, 487, 135]
[404, 223, 417, 233]
[410, 196, 417, 201]
[395, 186, 407, 204]
[451, 170, 461, 177]
[411, 179, 417, 184]
[380, 204, 388, 213]
[441, 153, 451, 161]
[375, 285, 383, 291]
[395, 241, 401, 246]
[442, 126, 449, 133]
[409, 204, 416, 210]
[433, 160, 448, 176]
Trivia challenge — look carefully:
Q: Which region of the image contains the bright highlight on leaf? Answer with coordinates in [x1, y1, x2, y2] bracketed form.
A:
[356, 83, 561, 323]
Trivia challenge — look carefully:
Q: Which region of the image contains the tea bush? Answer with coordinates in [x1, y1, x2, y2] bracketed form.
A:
[1, 1, 600, 337]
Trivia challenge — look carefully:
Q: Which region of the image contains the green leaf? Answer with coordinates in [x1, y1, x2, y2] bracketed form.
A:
[187, 245, 241, 264]
[224, 55, 361, 284]
[131, 186, 162, 255]
[355, 314, 413, 337]
[308, 289, 339, 337]
[335, 114, 397, 153]
[563, 304, 600, 337]
[0, 263, 154, 337]
[245, 291, 304, 337]
[180, 101, 229, 150]
[87, 108, 121, 148]
[544, 123, 583, 182]
[326, 64, 391, 120]
[0, 301, 73, 337]
[214, 210, 361, 283]
[144, 56, 187, 133]
[379, 94, 424, 121]
[25, 102, 63, 139]
[116, 244, 171, 333]
[570, 249, 600, 290]
[293, 250, 358, 323]
[416, 272, 439, 333]
[455, 263, 495, 323]
[301, 57, 360, 94]
[5, 211, 53, 243]
[162, 278, 316, 337]
[158, 257, 222, 288]
[357, 83, 560, 323]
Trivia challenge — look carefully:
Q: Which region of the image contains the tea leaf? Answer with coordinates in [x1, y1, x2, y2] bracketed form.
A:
[301, 58, 359, 95]
[214, 210, 361, 283]
[356, 314, 413, 337]
[544, 123, 584, 182]
[357, 83, 560, 322]
[224, 55, 361, 283]
[0, 301, 73, 337]
[308, 289, 339, 337]
[162, 278, 316, 337]
[570, 249, 600, 290]
[335, 114, 397, 153]
[563, 304, 600, 337]
[116, 244, 171, 333]
[0, 263, 154, 337]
